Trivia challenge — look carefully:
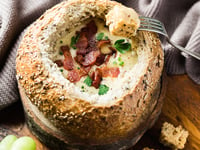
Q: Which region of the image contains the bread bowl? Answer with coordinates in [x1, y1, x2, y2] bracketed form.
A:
[16, 0, 164, 149]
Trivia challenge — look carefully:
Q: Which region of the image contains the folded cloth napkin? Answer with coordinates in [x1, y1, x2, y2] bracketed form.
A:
[0, 0, 200, 110]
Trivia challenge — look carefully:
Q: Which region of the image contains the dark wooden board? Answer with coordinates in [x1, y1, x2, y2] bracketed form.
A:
[0, 75, 200, 150]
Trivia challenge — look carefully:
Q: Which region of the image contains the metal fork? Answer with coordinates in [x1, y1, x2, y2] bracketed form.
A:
[138, 16, 200, 60]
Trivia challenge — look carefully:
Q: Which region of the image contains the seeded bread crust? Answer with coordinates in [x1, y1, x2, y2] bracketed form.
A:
[16, 0, 164, 146]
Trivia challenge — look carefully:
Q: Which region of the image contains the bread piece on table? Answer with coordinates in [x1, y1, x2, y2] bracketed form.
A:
[142, 147, 156, 150]
[160, 122, 189, 150]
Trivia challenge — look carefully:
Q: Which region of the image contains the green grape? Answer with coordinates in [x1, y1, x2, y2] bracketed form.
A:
[11, 136, 36, 150]
[0, 135, 17, 150]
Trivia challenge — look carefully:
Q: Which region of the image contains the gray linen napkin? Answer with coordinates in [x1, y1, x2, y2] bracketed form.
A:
[0, 0, 200, 110]
[0, 0, 62, 110]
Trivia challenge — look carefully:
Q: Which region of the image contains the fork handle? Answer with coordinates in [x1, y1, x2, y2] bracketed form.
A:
[167, 39, 200, 61]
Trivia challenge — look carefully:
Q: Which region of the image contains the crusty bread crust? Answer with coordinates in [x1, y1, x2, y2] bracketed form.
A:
[16, 0, 164, 146]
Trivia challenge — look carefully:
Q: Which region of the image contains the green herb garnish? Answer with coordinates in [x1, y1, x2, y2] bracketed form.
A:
[96, 32, 104, 41]
[98, 84, 109, 95]
[84, 76, 92, 87]
[114, 39, 131, 53]
[104, 36, 109, 40]
[70, 34, 80, 49]
[77, 67, 80, 70]
[59, 51, 63, 55]
[60, 69, 63, 72]
[113, 61, 117, 65]
[118, 57, 121, 61]
[60, 40, 63, 44]
[119, 61, 124, 66]
[81, 85, 84, 89]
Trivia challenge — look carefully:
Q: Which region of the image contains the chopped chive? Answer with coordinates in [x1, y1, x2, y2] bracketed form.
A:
[113, 61, 117, 65]
[77, 67, 80, 70]
[81, 85, 84, 89]
[119, 61, 124, 66]
[60, 40, 63, 44]
[118, 57, 121, 61]
[60, 69, 63, 72]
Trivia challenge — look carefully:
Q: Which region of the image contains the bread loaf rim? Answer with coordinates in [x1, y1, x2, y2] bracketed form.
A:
[16, 0, 164, 144]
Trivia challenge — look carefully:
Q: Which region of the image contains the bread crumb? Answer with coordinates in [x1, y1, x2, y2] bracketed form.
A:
[160, 122, 189, 150]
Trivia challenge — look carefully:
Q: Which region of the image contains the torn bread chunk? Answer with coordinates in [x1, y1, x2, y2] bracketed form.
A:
[106, 5, 140, 37]
[160, 122, 189, 150]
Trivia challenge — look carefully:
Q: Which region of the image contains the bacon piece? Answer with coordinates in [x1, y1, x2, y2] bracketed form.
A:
[109, 46, 117, 57]
[82, 66, 91, 73]
[97, 40, 111, 48]
[101, 67, 120, 78]
[88, 37, 97, 48]
[91, 69, 102, 88]
[76, 49, 89, 55]
[67, 70, 80, 83]
[76, 47, 97, 55]
[86, 20, 97, 40]
[105, 55, 111, 64]
[95, 54, 106, 66]
[74, 54, 84, 64]
[63, 58, 74, 71]
[76, 33, 88, 49]
[81, 50, 101, 67]
[61, 45, 74, 70]
[78, 66, 91, 77]
[60, 45, 70, 57]
[54, 60, 63, 67]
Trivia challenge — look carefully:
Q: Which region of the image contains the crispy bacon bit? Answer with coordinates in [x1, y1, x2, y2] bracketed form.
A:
[81, 50, 101, 67]
[88, 38, 97, 48]
[74, 55, 84, 64]
[105, 55, 111, 64]
[63, 58, 74, 71]
[97, 40, 111, 48]
[76, 33, 88, 49]
[91, 69, 102, 88]
[101, 67, 120, 78]
[95, 54, 106, 66]
[77, 66, 91, 77]
[61, 45, 74, 70]
[67, 70, 80, 83]
[86, 20, 97, 40]
[61, 45, 70, 55]
[54, 60, 63, 67]
[109, 46, 117, 57]
[83, 66, 91, 73]
[76, 46, 97, 55]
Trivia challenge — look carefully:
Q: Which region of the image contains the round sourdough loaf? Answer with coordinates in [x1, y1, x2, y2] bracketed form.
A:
[16, 0, 164, 149]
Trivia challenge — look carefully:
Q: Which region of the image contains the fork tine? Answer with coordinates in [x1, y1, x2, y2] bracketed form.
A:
[139, 16, 162, 25]
[140, 24, 164, 31]
[139, 16, 168, 36]
[140, 20, 163, 28]
[139, 16, 163, 28]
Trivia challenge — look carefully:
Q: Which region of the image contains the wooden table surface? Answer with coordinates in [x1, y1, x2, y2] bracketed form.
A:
[0, 74, 200, 150]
